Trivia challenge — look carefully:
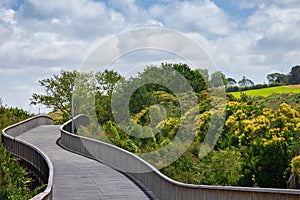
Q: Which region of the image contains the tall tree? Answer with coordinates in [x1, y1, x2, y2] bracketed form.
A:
[95, 70, 124, 124]
[267, 73, 288, 85]
[289, 65, 300, 84]
[31, 70, 77, 120]
[238, 76, 254, 87]
[210, 71, 227, 88]
[95, 70, 123, 97]
[31, 70, 123, 123]
[170, 63, 207, 93]
[197, 68, 209, 84]
[226, 77, 236, 87]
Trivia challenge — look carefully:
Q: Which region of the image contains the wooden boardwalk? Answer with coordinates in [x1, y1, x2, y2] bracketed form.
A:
[17, 125, 150, 200]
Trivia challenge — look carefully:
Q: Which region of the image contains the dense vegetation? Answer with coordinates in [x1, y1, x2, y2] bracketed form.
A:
[33, 64, 300, 188]
[82, 90, 300, 188]
[0, 101, 42, 199]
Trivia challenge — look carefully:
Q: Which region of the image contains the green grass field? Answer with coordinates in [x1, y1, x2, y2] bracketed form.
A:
[230, 85, 300, 98]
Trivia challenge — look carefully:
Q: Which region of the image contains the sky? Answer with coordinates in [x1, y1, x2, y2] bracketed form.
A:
[0, 0, 299, 113]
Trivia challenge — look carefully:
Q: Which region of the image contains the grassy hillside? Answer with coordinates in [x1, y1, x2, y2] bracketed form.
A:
[230, 85, 300, 98]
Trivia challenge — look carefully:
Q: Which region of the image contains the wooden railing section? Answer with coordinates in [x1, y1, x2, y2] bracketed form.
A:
[2, 116, 54, 200]
[60, 114, 300, 200]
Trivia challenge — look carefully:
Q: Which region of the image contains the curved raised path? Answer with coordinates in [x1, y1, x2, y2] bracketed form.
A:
[17, 125, 150, 200]
[4, 115, 300, 200]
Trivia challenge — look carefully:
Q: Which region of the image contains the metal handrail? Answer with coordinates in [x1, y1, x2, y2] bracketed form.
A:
[60, 115, 300, 200]
[2, 115, 54, 200]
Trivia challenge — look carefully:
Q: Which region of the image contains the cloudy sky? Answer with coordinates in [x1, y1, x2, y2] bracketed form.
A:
[0, 0, 299, 113]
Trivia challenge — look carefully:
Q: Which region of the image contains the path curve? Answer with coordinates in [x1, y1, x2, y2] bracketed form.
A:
[17, 125, 149, 200]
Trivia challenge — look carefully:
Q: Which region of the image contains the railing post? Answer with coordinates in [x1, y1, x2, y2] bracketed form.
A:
[70, 76, 75, 134]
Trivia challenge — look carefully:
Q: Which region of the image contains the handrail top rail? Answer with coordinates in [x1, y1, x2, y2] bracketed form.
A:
[2, 115, 53, 138]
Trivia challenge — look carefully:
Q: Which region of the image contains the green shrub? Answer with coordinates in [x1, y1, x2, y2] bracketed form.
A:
[291, 155, 300, 180]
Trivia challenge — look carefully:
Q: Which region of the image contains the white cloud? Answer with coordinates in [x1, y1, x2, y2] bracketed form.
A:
[204, 1, 300, 83]
[0, 0, 128, 71]
[283, 51, 300, 64]
[17, 0, 126, 39]
[247, 4, 300, 68]
[108, 0, 140, 19]
[149, 1, 235, 36]
[230, 0, 257, 9]
[0, 8, 17, 25]
[82, 28, 215, 75]
[232, 0, 300, 9]
[0, 0, 300, 111]
[262, 0, 300, 8]
[0, 66, 63, 114]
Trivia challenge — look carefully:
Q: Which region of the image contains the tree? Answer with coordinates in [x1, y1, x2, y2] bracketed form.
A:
[267, 73, 288, 85]
[119, 63, 207, 116]
[170, 63, 207, 93]
[226, 77, 236, 87]
[291, 155, 300, 187]
[210, 71, 227, 88]
[31, 70, 77, 121]
[197, 69, 209, 84]
[95, 70, 124, 124]
[238, 76, 254, 87]
[31, 70, 123, 123]
[252, 137, 288, 188]
[0, 100, 32, 132]
[289, 65, 300, 84]
[199, 148, 243, 186]
[95, 70, 123, 97]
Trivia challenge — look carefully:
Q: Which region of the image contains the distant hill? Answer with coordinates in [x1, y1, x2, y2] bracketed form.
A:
[229, 84, 300, 98]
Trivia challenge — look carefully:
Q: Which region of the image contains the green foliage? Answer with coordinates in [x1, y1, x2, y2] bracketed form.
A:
[265, 65, 300, 85]
[254, 137, 288, 188]
[198, 148, 243, 186]
[230, 85, 300, 98]
[197, 69, 209, 84]
[95, 70, 124, 124]
[255, 93, 300, 110]
[228, 65, 300, 94]
[238, 76, 254, 87]
[291, 155, 300, 184]
[289, 65, 300, 84]
[0, 99, 32, 130]
[0, 144, 31, 199]
[0, 107, 32, 131]
[123, 139, 138, 153]
[31, 69, 124, 124]
[75, 64, 300, 189]
[31, 70, 77, 122]
[170, 63, 207, 93]
[222, 101, 300, 188]
[95, 93, 113, 124]
[210, 71, 227, 88]
[267, 72, 288, 85]
[161, 147, 243, 186]
[128, 84, 168, 116]
[124, 63, 206, 117]
[226, 77, 236, 87]
[95, 69, 123, 97]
